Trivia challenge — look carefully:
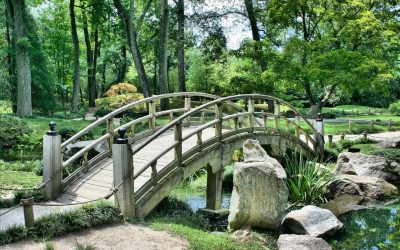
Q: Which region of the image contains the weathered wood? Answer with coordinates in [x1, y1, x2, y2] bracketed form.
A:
[206, 165, 222, 210]
[112, 142, 135, 218]
[21, 197, 34, 228]
[174, 121, 183, 167]
[248, 98, 255, 129]
[43, 134, 62, 200]
[184, 96, 191, 126]
[274, 101, 280, 129]
[107, 118, 114, 150]
[151, 161, 157, 180]
[215, 103, 223, 138]
[295, 115, 300, 137]
[148, 101, 156, 130]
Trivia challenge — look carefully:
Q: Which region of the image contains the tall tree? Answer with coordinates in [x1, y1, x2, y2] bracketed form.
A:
[176, 0, 186, 92]
[6, 0, 32, 116]
[159, 0, 169, 109]
[69, 0, 81, 113]
[113, 0, 153, 97]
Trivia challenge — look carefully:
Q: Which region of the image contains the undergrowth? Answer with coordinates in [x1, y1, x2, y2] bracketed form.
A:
[0, 200, 122, 245]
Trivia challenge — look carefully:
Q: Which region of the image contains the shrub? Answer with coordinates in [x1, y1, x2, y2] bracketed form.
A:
[0, 116, 32, 149]
[0, 224, 26, 245]
[389, 101, 400, 115]
[222, 165, 234, 192]
[94, 108, 113, 117]
[284, 154, 337, 205]
[59, 127, 77, 140]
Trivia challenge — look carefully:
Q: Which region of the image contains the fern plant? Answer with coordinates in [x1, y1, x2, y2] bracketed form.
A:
[284, 154, 337, 205]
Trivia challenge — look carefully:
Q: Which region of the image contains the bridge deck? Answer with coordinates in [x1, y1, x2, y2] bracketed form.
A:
[56, 127, 219, 203]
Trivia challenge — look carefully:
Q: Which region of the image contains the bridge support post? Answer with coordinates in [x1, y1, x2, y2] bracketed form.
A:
[43, 121, 62, 200]
[314, 113, 325, 157]
[112, 128, 135, 219]
[206, 165, 223, 210]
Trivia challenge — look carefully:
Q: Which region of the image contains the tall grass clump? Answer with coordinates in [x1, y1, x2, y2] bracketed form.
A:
[33, 200, 122, 239]
[284, 154, 336, 205]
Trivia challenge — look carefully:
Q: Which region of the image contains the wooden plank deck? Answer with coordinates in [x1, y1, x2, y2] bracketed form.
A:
[56, 127, 219, 203]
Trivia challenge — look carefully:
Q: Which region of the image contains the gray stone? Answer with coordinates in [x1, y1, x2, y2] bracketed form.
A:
[278, 234, 332, 250]
[335, 152, 400, 183]
[331, 175, 398, 199]
[228, 139, 288, 231]
[320, 194, 364, 216]
[377, 140, 400, 149]
[282, 205, 344, 238]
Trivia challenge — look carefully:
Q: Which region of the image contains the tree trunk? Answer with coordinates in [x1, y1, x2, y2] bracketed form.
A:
[93, 29, 99, 100]
[83, 11, 95, 107]
[70, 0, 81, 113]
[176, 0, 186, 92]
[159, 0, 169, 110]
[4, 0, 17, 113]
[113, 0, 152, 97]
[116, 44, 127, 83]
[308, 104, 322, 119]
[12, 0, 32, 116]
[244, 0, 266, 72]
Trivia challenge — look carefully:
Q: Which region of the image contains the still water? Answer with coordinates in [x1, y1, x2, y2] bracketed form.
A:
[182, 193, 400, 249]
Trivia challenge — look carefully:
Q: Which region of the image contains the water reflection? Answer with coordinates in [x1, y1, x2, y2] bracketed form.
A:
[331, 204, 400, 249]
[183, 193, 232, 212]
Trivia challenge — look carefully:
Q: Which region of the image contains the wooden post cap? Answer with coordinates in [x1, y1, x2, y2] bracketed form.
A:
[47, 121, 57, 136]
[116, 128, 128, 144]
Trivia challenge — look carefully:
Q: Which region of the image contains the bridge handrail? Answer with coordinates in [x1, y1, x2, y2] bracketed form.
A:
[131, 94, 320, 156]
[61, 92, 236, 149]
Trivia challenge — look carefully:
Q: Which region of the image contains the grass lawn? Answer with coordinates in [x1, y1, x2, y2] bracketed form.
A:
[0, 170, 41, 189]
[346, 114, 400, 123]
[322, 105, 385, 114]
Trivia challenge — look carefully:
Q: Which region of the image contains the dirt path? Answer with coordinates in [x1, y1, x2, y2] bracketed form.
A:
[0, 224, 188, 250]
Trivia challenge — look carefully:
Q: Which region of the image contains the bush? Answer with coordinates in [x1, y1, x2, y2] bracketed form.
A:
[0, 116, 32, 149]
[0, 225, 26, 245]
[389, 101, 400, 115]
[222, 165, 234, 192]
[284, 154, 337, 205]
[94, 108, 113, 117]
[59, 127, 93, 142]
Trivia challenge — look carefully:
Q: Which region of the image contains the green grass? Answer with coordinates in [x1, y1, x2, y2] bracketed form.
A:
[150, 222, 272, 250]
[352, 144, 400, 161]
[347, 115, 400, 123]
[0, 170, 42, 189]
[323, 105, 386, 115]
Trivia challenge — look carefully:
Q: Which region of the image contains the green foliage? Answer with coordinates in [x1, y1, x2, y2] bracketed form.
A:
[0, 116, 32, 149]
[0, 160, 42, 173]
[389, 101, 400, 115]
[284, 154, 336, 205]
[222, 165, 234, 192]
[0, 224, 27, 245]
[33, 201, 122, 239]
[0, 170, 42, 189]
[94, 108, 112, 117]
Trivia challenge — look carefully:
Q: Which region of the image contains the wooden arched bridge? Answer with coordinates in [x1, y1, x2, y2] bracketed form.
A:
[42, 93, 324, 218]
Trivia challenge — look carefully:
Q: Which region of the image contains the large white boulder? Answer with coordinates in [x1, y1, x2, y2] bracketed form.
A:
[228, 139, 288, 231]
[281, 205, 343, 238]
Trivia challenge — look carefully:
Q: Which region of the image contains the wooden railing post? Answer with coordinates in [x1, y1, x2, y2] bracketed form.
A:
[314, 113, 325, 156]
[295, 114, 300, 138]
[262, 111, 267, 128]
[148, 101, 156, 130]
[175, 121, 183, 167]
[233, 117, 239, 131]
[21, 196, 34, 228]
[112, 128, 135, 218]
[107, 118, 114, 151]
[184, 96, 191, 126]
[274, 101, 280, 130]
[43, 121, 62, 200]
[151, 160, 158, 180]
[200, 110, 205, 124]
[215, 103, 223, 138]
[349, 121, 353, 134]
[248, 98, 255, 132]
[197, 131, 203, 148]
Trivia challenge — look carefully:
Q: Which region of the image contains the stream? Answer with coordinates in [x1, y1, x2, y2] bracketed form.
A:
[181, 193, 400, 249]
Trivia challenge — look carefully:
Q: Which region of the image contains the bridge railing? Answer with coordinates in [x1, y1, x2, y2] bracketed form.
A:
[56, 92, 245, 190]
[124, 94, 323, 209]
